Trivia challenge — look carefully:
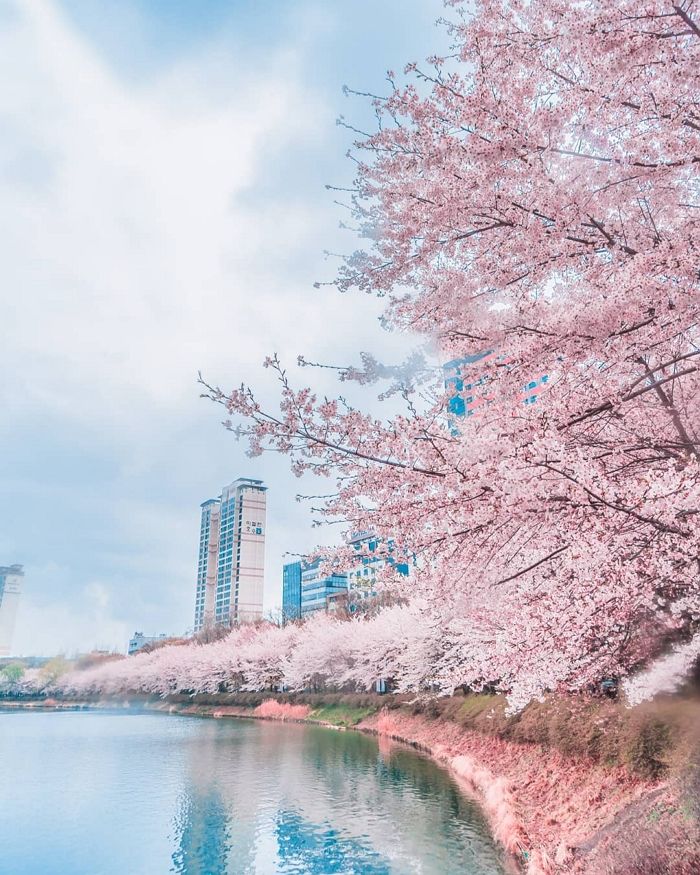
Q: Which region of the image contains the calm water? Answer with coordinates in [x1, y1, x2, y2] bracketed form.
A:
[0, 710, 507, 875]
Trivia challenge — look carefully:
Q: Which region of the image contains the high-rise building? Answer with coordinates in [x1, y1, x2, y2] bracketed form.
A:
[282, 561, 302, 622]
[193, 478, 267, 631]
[0, 565, 23, 657]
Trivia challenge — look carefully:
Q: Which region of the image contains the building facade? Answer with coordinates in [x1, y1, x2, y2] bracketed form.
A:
[300, 559, 348, 617]
[0, 565, 23, 657]
[281, 533, 410, 621]
[194, 478, 267, 632]
[128, 632, 169, 655]
[282, 561, 302, 621]
[444, 351, 549, 419]
[345, 532, 409, 603]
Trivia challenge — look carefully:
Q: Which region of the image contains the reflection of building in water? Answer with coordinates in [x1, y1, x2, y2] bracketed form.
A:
[275, 809, 390, 874]
[171, 719, 503, 873]
[171, 788, 230, 875]
[172, 721, 265, 875]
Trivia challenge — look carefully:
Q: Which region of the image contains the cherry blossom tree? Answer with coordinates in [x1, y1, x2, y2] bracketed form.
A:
[200, 0, 700, 706]
[64, 0, 700, 708]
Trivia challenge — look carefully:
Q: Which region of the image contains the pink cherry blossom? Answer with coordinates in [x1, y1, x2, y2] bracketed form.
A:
[67, 1, 700, 709]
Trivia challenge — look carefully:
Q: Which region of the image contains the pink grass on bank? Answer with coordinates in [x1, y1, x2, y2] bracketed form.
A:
[254, 700, 311, 721]
[368, 710, 656, 874]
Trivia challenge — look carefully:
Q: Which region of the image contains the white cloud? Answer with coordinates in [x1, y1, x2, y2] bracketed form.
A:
[13, 565, 130, 655]
[0, 0, 420, 654]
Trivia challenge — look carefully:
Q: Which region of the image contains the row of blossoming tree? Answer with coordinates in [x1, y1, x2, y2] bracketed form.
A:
[65, 0, 700, 710]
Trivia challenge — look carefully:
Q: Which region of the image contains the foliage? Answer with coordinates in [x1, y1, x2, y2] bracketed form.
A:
[193, 0, 700, 709]
[623, 716, 672, 779]
[40, 656, 71, 686]
[0, 663, 25, 685]
[73, 652, 124, 672]
[254, 700, 310, 721]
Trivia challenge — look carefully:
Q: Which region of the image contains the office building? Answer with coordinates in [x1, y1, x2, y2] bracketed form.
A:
[282, 561, 303, 621]
[346, 532, 409, 601]
[194, 477, 267, 631]
[281, 532, 410, 620]
[300, 559, 348, 617]
[0, 565, 23, 657]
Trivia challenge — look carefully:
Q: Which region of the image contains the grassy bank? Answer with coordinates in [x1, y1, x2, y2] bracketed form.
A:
[159, 688, 698, 784]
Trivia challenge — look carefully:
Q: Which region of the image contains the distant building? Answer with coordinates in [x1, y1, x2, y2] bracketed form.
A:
[282, 561, 303, 621]
[281, 532, 410, 621]
[301, 559, 348, 618]
[0, 565, 23, 657]
[444, 351, 549, 420]
[193, 477, 267, 631]
[128, 632, 169, 655]
[345, 532, 409, 603]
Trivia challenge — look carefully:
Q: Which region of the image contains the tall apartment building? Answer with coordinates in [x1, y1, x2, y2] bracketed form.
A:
[0, 565, 23, 657]
[193, 478, 267, 632]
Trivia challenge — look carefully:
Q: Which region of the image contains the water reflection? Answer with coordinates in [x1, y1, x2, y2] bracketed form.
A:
[170, 719, 505, 874]
[0, 711, 505, 875]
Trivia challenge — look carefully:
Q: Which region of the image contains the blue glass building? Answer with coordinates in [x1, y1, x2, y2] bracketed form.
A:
[300, 559, 348, 618]
[282, 560, 302, 621]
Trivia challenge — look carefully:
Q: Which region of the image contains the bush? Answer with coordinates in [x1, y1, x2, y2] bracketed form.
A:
[624, 717, 672, 779]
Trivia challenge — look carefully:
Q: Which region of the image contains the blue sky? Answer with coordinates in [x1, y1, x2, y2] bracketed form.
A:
[0, 0, 447, 655]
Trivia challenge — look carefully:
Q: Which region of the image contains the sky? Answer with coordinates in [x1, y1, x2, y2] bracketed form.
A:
[0, 0, 449, 655]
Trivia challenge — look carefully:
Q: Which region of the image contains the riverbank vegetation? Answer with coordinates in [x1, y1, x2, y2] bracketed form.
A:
[195, 0, 700, 712]
[63, 0, 700, 713]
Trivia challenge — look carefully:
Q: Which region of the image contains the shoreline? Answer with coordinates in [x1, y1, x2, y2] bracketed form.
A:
[6, 694, 697, 873]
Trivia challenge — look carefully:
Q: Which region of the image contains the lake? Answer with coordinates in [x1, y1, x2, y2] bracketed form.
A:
[0, 710, 507, 874]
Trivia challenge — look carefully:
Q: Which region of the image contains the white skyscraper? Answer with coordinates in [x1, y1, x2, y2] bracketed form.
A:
[193, 478, 267, 631]
[0, 565, 23, 657]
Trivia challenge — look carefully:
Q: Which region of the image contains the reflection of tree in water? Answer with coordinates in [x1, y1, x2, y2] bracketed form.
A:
[171, 787, 231, 875]
[275, 809, 391, 875]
